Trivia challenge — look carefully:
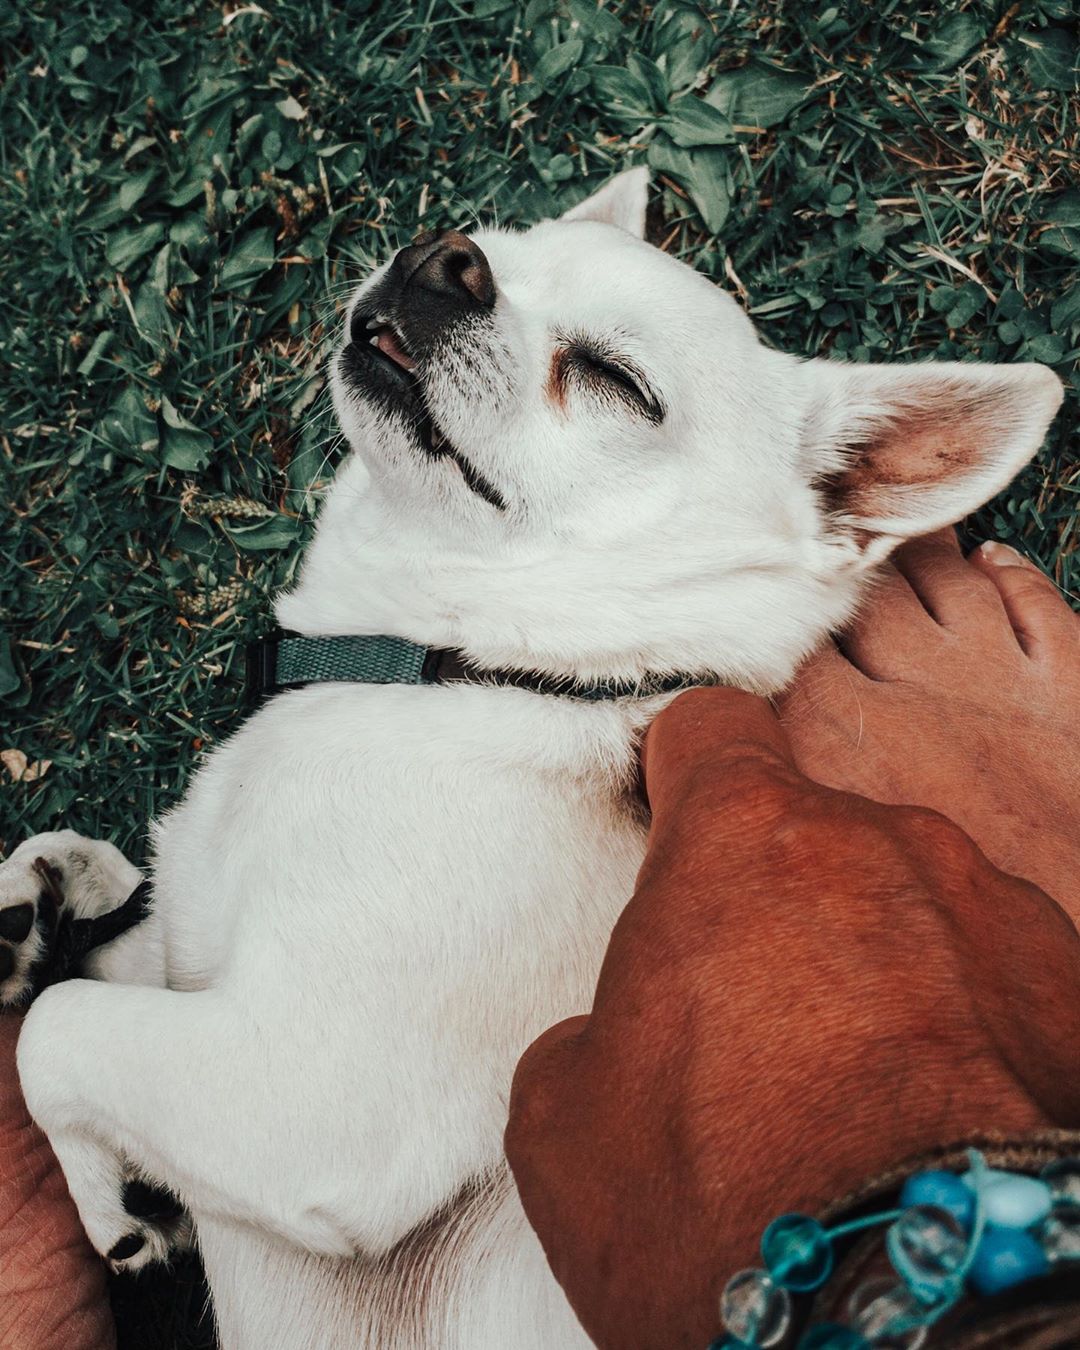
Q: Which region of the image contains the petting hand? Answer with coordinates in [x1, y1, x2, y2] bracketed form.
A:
[505, 686, 1080, 1350]
[0, 1013, 114, 1350]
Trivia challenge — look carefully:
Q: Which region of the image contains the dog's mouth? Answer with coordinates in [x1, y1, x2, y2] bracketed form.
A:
[347, 316, 508, 512]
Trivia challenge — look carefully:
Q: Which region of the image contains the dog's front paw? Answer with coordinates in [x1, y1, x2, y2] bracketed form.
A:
[104, 1175, 194, 1273]
[0, 831, 144, 1006]
[63, 1157, 193, 1274]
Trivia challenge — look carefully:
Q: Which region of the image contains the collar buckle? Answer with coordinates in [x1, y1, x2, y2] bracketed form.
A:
[244, 631, 282, 708]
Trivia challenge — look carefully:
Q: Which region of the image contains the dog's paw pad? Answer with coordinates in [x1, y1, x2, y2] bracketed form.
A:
[107, 1233, 147, 1262]
[99, 1206, 193, 1274]
[62, 1161, 192, 1274]
[0, 903, 35, 943]
[0, 857, 64, 1007]
[122, 1178, 185, 1223]
[94, 1177, 194, 1274]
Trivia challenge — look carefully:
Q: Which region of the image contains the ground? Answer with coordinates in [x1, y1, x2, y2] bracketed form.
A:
[1, 1, 1078, 1345]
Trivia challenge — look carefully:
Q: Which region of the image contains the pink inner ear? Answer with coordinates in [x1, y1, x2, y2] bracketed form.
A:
[821, 382, 1012, 521]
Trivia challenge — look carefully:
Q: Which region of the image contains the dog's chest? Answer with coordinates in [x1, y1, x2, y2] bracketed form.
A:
[151, 682, 649, 1014]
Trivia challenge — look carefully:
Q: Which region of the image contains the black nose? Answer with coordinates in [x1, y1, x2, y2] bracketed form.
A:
[391, 230, 495, 310]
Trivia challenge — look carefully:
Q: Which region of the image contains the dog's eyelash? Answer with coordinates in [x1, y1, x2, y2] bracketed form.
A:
[565, 344, 665, 425]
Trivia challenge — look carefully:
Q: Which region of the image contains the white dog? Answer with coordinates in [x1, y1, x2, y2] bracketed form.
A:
[1, 168, 1062, 1350]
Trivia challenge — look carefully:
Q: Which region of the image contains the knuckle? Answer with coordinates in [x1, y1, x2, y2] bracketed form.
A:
[687, 749, 808, 824]
[1004, 570, 1054, 602]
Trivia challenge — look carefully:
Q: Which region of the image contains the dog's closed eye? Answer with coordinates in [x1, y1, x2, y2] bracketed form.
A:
[552, 338, 665, 425]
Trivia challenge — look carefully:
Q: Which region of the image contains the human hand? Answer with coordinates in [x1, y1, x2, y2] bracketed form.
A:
[506, 687, 1080, 1349]
[0, 1013, 115, 1350]
[775, 529, 1080, 919]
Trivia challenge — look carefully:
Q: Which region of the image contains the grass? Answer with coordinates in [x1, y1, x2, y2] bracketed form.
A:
[0, 3, 1077, 1337]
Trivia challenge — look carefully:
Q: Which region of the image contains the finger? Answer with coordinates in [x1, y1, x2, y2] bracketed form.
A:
[641, 687, 796, 820]
[775, 641, 875, 777]
[778, 638, 871, 710]
[892, 528, 1012, 634]
[969, 542, 1080, 660]
[835, 564, 938, 681]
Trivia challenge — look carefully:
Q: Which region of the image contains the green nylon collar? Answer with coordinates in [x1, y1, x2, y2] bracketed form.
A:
[244, 631, 704, 706]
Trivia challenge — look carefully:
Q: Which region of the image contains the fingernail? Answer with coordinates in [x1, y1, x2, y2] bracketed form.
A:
[979, 541, 1028, 568]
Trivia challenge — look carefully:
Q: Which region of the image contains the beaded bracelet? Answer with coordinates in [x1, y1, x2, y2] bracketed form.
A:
[708, 1150, 1080, 1350]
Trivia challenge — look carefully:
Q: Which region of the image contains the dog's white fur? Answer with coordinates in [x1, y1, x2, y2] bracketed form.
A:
[6, 168, 1062, 1349]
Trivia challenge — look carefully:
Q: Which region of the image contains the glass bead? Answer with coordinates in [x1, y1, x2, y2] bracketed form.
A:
[961, 1164, 1009, 1197]
[1041, 1205, 1080, 1261]
[849, 1278, 928, 1350]
[968, 1226, 1049, 1296]
[981, 1175, 1052, 1230]
[761, 1213, 834, 1292]
[899, 1171, 974, 1231]
[797, 1324, 870, 1350]
[707, 1339, 754, 1349]
[886, 1205, 968, 1305]
[720, 1268, 792, 1348]
[1041, 1159, 1080, 1210]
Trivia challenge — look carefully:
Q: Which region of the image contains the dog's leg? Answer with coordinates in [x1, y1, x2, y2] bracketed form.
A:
[17, 979, 381, 1261]
[1, 832, 194, 1267]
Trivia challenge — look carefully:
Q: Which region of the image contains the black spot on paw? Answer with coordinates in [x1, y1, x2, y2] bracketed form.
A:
[123, 1178, 184, 1223]
[108, 1233, 146, 1261]
[0, 903, 34, 943]
[0, 946, 13, 982]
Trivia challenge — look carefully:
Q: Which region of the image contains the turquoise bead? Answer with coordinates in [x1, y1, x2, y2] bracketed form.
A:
[899, 1171, 974, 1230]
[719, 1268, 792, 1347]
[761, 1214, 833, 1292]
[981, 1175, 1052, 1230]
[886, 1205, 967, 1305]
[968, 1226, 1049, 1296]
[797, 1324, 870, 1349]
[962, 1165, 1010, 1193]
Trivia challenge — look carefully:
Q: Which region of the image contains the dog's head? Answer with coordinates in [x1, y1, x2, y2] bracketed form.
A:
[291, 169, 1061, 691]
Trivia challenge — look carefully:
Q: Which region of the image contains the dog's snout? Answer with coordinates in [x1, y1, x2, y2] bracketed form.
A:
[393, 231, 495, 310]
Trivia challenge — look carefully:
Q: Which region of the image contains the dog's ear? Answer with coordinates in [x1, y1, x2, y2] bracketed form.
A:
[560, 167, 649, 238]
[805, 360, 1063, 565]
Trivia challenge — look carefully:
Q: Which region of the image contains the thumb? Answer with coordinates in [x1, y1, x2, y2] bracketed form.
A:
[641, 686, 797, 822]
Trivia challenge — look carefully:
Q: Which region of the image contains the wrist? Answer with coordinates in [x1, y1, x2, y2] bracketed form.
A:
[709, 1133, 1080, 1350]
[709, 1037, 1051, 1283]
